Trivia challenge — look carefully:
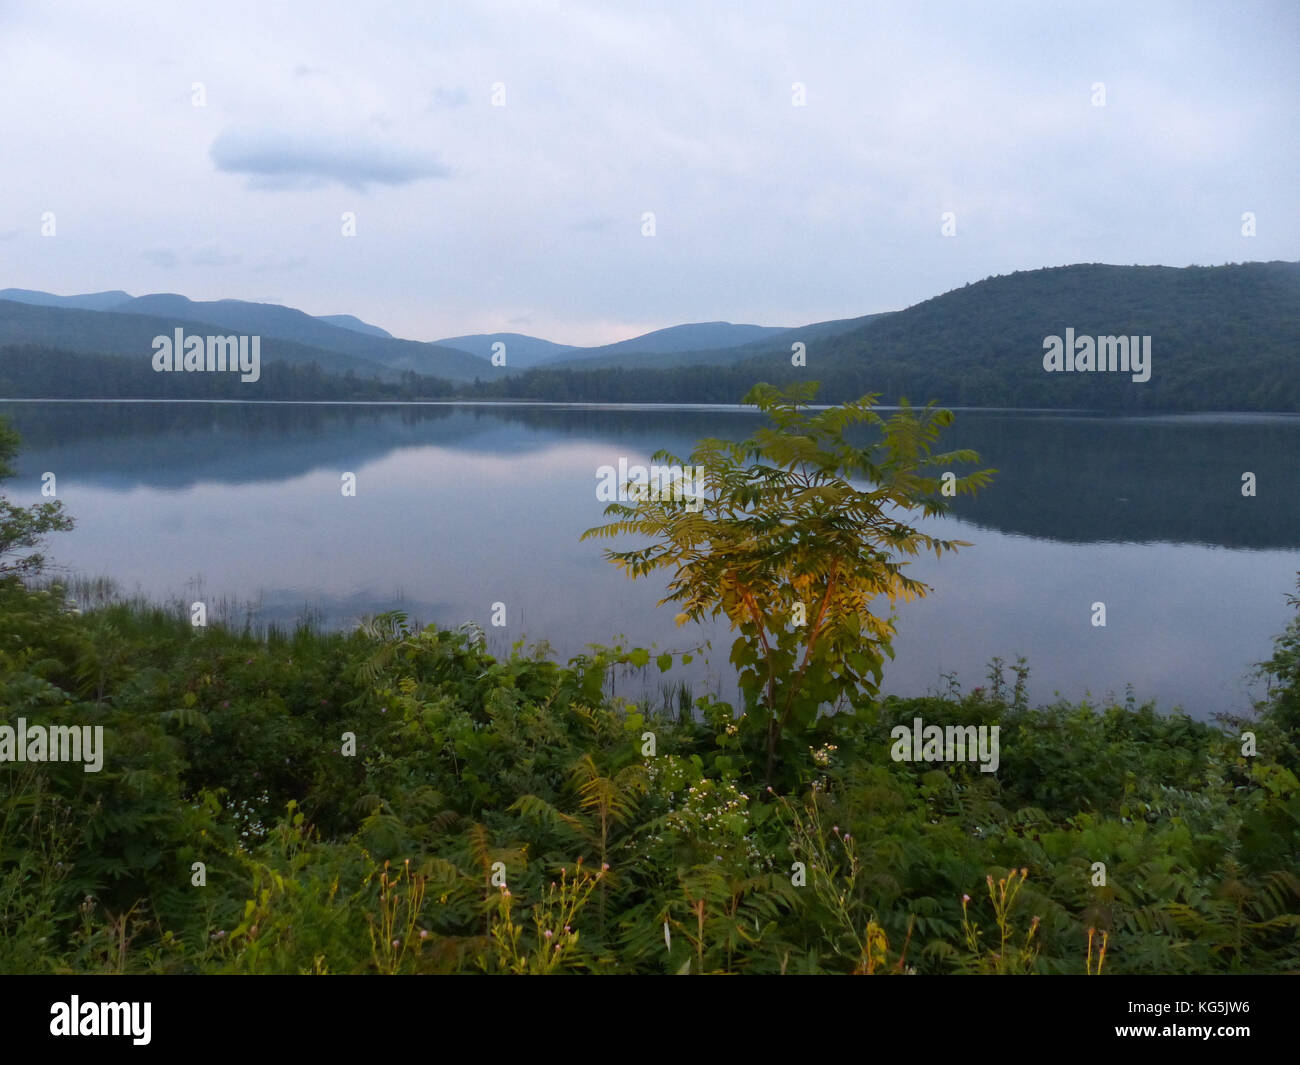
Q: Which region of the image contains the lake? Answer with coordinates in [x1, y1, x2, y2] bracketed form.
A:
[2, 399, 1298, 721]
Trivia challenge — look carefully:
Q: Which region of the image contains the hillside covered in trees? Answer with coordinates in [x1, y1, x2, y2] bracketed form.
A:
[464, 261, 1300, 410]
[2, 261, 1297, 411]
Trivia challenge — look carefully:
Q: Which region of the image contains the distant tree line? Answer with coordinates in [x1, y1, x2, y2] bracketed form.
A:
[0, 345, 457, 401]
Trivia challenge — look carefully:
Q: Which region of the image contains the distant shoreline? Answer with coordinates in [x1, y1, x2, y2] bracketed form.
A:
[2, 396, 1299, 419]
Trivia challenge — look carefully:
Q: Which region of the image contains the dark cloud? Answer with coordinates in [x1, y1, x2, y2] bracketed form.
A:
[210, 128, 451, 190]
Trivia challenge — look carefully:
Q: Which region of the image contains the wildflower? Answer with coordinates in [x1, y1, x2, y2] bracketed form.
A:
[392, 939, 400, 949]
[419, 929, 429, 940]
[962, 894, 971, 904]
[544, 929, 553, 939]
[601, 862, 609, 871]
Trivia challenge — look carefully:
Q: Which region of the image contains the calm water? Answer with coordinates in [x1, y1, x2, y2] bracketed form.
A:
[3, 400, 1298, 720]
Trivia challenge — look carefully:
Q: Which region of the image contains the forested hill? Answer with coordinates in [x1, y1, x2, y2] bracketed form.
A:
[468, 261, 1300, 410]
[2, 261, 1297, 411]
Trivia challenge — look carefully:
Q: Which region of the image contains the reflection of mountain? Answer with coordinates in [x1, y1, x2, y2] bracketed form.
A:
[937, 411, 1300, 549]
[3, 401, 1297, 549]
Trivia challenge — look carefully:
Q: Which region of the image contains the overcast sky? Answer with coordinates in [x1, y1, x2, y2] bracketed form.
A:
[1, 0, 1296, 346]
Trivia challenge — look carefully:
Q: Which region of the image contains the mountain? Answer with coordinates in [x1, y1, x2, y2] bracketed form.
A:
[769, 260, 1300, 410]
[0, 300, 403, 378]
[0, 289, 491, 380]
[314, 314, 393, 339]
[563, 321, 789, 361]
[436, 322, 799, 371]
[544, 313, 893, 371]
[6, 261, 1296, 410]
[431, 332, 580, 369]
[461, 261, 1300, 412]
[111, 294, 489, 379]
[0, 288, 133, 311]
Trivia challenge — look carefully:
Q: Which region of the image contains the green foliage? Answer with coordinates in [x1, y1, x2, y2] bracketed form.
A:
[0, 416, 73, 576]
[1, 569, 1297, 975]
[583, 381, 993, 784]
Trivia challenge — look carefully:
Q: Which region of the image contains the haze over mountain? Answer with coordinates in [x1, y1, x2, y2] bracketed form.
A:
[429, 331, 581, 369]
[435, 322, 796, 370]
[312, 314, 393, 339]
[0, 288, 135, 312]
[544, 313, 895, 371]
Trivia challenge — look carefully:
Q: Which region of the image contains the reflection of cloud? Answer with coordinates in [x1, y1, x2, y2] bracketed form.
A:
[211, 127, 451, 191]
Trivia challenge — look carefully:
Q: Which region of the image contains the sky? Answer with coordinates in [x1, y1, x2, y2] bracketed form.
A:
[1, 0, 1296, 346]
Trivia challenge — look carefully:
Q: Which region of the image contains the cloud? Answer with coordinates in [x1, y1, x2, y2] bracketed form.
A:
[210, 127, 451, 191]
[190, 240, 242, 267]
[429, 86, 469, 109]
[141, 242, 242, 268]
[0, 228, 20, 242]
[252, 252, 308, 273]
[141, 247, 179, 268]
